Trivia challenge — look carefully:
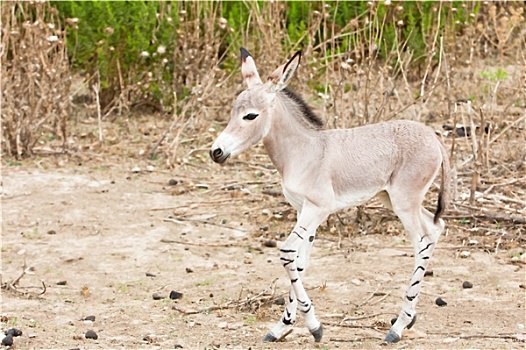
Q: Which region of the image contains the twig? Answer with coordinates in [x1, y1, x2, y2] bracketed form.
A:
[173, 279, 280, 315]
[163, 216, 249, 233]
[457, 334, 525, 342]
[342, 312, 391, 322]
[160, 238, 237, 248]
[324, 321, 389, 332]
[93, 71, 103, 142]
[357, 286, 380, 307]
[330, 336, 384, 342]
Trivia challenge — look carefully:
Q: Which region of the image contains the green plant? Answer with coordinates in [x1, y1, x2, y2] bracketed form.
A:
[480, 68, 509, 82]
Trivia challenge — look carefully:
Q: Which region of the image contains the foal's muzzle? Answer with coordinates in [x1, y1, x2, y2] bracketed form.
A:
[210, 148, 230, 164]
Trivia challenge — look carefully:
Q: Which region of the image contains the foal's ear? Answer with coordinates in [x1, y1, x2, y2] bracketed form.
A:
[240, 47, 263, 88]
[268, 51, 301, 93]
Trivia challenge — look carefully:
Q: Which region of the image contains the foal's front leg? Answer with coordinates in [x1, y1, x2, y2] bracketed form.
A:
[263, 206, 328, 342]
[263, 238, 313, 341]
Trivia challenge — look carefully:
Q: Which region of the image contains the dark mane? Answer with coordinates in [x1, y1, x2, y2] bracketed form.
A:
[281, 88, 325, 129]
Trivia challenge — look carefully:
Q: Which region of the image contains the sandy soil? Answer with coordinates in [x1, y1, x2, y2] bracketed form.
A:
[1, 158, 525, 349]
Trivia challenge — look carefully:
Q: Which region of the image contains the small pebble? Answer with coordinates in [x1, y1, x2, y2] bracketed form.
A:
[260, 226, 269, 232]
[47, 229, 57, 235]
[131, 167, 141, 173]
[263, 240, 277, 248]
[85, 330, 98, 340]
[57, 280, 68, 286]
[185, 268, 193, 273]
[152, 293, 164, 300]
[435, 297, 447, 306]
[1, 334, 13, 346]
[459, 251, 471, 258]
[273, 297, 285, 306]
[462, 281, 473, 289]
[83, 315, 96, 322]
[168, 179, 178, 186]
[7, 328, 22, 337]
[169, 291, 183, 300]
[145, 272, 156, 277]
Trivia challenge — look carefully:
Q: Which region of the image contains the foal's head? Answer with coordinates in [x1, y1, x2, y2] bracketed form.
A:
[210, 48, 301, 164]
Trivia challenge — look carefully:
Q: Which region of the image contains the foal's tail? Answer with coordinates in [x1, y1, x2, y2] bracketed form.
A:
[434, 140, 452, 224]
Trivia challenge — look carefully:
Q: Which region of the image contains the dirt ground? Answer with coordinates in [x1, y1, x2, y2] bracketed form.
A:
[1, 144, 525, 350]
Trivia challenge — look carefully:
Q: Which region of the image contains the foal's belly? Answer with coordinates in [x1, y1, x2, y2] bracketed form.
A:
[332, 188, 380, 212]
[282, 183, 381, 214]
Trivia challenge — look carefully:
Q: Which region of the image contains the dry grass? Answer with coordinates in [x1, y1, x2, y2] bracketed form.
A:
[1, 1, 525, 244]
[1, 1, 72, 158]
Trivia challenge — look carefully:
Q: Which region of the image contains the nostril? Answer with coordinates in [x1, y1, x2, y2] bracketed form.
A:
[212, 148, 223, 158]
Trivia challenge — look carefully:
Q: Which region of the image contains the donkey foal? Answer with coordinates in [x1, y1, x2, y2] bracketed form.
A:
[210, 48, 451, 343]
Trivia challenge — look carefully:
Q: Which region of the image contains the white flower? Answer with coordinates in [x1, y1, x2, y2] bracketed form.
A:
[219, 17, 227, 29]
[157, 45, 166, 54]
[47, 35, 58, 42]
[140, 51, 150, 57]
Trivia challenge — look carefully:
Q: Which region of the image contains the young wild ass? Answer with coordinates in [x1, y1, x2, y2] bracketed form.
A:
[210, 48, 451, 343]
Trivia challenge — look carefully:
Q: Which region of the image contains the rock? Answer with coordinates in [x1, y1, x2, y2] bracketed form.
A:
[263, 240, 276, 248]
[56, 280, 68, 285]
[273, 297, 286, 306]
[6, 328, 22, 337]
[459, 251, 471, 258]
[85, 330, 98, 340]
[169, 291, 183, 300]
[83, 315, 96, 322]
[131, 167, 141, 173]
[435, 297, 447, 306]
[462, 281, 473, 289]
[185, 268, 193, 273]
[1, 334, 13, 346]
[152, 293, 164, 300]
[168, 179, 178, 186]
[145, 272, 156, 277]
[47, 229, 57, 235]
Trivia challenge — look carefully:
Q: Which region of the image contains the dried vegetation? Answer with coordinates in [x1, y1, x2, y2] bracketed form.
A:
[1, 1, 525, 246]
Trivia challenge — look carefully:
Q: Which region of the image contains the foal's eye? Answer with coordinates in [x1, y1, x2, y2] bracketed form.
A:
[243, 113, 259, 121]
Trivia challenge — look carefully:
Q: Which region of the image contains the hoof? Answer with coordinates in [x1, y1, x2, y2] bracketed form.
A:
[390, 315, 417, 330]
[384, 330, 401, 343]
[262, 332, 277, 343]
[262, 329, 293, 343]
[309, 324, 323, 342]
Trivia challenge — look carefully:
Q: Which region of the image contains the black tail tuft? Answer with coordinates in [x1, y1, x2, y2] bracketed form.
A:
[434, 191, 444, 224]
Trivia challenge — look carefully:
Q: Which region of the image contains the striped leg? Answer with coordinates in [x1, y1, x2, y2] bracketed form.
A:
[385, 206, 445, 343]
[263, 205, 328, 342]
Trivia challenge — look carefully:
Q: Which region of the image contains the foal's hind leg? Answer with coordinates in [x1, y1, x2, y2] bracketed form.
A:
[385, 196, 445, 343]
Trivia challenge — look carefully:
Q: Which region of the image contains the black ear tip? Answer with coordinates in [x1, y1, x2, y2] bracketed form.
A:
[240, 47, 251, 62]
[292, 50, 302, 62]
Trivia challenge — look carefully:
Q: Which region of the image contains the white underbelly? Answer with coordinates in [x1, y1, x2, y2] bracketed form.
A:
[332, 189, 379, 212]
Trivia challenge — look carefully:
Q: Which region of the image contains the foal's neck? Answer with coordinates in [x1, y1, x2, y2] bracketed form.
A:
[262, 95, 322, 176]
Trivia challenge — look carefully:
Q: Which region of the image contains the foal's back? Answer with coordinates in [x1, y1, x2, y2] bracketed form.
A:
[319, 120, 443, 200]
